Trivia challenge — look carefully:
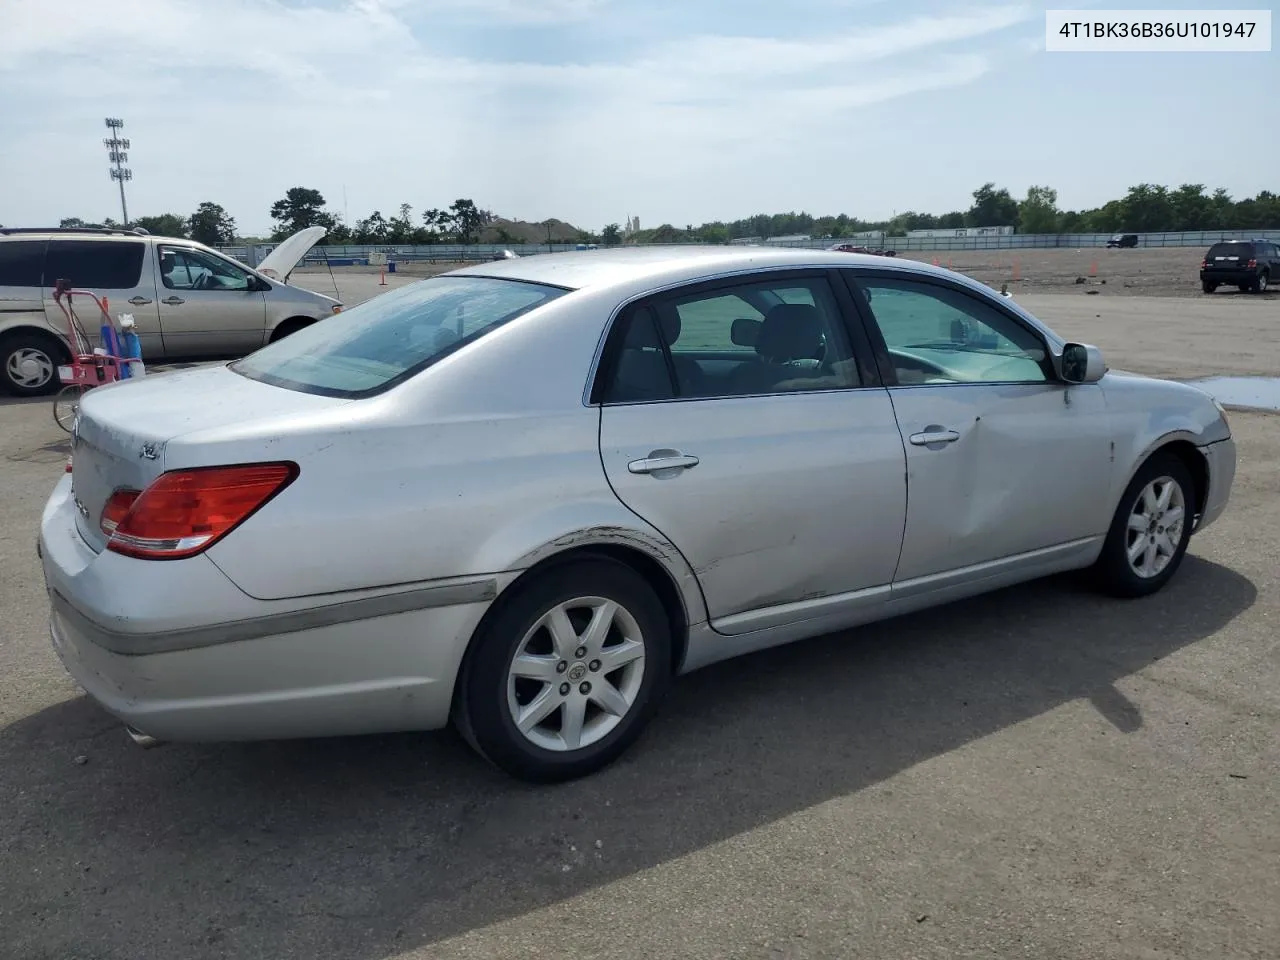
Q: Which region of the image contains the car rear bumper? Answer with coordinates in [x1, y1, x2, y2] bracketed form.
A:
[1196, 437, 1236, 534]
[39, 474, 493, 743]
[1200, 269, 1258, 284]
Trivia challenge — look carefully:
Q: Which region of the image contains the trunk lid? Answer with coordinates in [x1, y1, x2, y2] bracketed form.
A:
[69, 364, 350, 552]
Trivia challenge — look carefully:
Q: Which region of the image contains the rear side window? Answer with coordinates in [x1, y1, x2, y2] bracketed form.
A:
[1206, 243, 1253, 261]
[0, 240, 46, 286]
[44, 240, 145, 289]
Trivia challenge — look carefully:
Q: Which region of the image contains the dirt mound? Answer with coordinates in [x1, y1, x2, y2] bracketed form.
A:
[480, 217, 582, 245]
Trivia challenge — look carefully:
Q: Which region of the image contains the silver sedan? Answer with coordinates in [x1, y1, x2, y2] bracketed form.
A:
[39, 247, 1237, 782]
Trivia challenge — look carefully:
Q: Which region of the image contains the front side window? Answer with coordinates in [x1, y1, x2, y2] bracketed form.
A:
[852, 275, 1050, 385]
[232, 275, 567, 397]
[159, 246, 251, 291]
[44, 239, 144, 289]
[600, 274, 862, 403]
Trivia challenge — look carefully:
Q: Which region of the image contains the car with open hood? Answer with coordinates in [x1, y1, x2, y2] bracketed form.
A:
[39, 245, 1236, 782]
[0, 225, 341, 395]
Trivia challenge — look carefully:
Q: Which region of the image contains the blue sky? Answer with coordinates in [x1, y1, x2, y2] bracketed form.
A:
[0, 0, 1274, 235]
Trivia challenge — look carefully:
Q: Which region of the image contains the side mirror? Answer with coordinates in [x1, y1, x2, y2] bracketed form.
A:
[1060, 342, 1106, 384]
[730, 317, 761, 347]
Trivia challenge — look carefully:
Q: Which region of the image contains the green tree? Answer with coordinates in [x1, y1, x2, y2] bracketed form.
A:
[389, 203, 416, 243]
[449, 199, 483, 244]
[269, 187, 336, 240]
[600, 223, 622, 246]
[133, 213, 189, 237]
[353, 211, 390, 244]
[187, 202, 237, 245]
[1017, 186, 1060, 234]
[966, 183, 1018, 227]
[421, 208, 449, 242]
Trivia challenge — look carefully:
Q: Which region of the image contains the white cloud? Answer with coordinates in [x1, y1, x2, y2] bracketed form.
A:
[0, 0, 1028, 230]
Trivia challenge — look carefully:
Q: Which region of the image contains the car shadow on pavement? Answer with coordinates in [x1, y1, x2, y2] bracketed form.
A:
[0, 556, 1256, 960]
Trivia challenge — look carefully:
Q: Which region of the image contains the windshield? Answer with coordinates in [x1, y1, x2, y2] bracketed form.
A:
[231, 275, 567, 398]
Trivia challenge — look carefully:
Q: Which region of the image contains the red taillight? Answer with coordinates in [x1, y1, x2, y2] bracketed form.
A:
[104, 462, 298, 560]
[1200, 259, 1207, 269]
[1246, 259, 1257, 268]
[65, 456, 73, 473]
[100, 489, 140, 535]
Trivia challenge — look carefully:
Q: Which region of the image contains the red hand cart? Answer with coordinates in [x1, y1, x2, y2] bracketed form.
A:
[50, 278, 128, 433]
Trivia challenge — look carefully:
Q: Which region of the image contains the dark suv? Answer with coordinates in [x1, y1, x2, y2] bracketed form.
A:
[1106, 233, 1139, 248]
[1200, 239, 1278, 294]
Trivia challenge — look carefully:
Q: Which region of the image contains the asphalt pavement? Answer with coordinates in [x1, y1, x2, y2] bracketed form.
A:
[0, 290, 1276, 960]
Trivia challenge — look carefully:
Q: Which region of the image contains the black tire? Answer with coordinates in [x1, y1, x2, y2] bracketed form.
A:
[1091, 452, 1196, 599]
[1, 330, 67, 397]
[268, 317, 315, 343]
[1202, 281, 1217, 294]
[1252, 272, 1269, 294]
[454, 556, 672, 783]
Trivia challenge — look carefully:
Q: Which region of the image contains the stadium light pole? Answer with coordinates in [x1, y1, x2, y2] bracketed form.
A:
[103, 117, 132, 225]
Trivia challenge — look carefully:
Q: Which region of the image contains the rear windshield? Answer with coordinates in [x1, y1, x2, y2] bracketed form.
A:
[231, 275, 568, 398]
[1206, 242, 1253, 260]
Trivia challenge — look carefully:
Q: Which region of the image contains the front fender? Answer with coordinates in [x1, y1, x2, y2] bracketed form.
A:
[1101, 372, 1232, 513]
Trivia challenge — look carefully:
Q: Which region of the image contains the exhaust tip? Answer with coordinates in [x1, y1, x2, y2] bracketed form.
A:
[125, 725, 162, 749]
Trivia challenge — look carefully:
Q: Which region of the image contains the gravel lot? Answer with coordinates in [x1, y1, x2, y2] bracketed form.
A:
[1, 257, 1276, 959]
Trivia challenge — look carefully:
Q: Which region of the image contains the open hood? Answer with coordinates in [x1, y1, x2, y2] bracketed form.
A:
[255, 226, 328, 283]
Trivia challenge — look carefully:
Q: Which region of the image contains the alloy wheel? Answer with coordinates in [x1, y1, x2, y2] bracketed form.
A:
[1125, 476, 1186, 579]
[506, 596, 646, 752]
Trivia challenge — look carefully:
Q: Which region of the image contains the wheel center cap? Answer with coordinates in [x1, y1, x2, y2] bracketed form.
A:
[567, 662, 587, 682]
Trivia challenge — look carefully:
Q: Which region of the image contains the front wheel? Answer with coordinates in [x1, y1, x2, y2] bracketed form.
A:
[454, 557, 672, 782]
[1091, 453, 1195, 598]
[52, 384, 88, 433]
[1253, 272, 1270, 294]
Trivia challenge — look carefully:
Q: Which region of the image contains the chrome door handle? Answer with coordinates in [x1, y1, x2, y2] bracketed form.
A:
[627, 454, 700, 475]
[908, 429, 960, 446]
[161, 296, 185, 305]
[128, 296, 152, 305]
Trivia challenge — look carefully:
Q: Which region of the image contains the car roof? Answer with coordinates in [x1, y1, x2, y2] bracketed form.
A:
[0, 228, 184, 243]
[447, 244, 953, 292]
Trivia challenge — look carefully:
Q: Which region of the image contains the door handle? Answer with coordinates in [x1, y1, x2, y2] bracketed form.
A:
[128, 296, 153, 305]
[161, 296, 185, 305]
[908, 429, 960, 446]
[627, 454, 700, 475]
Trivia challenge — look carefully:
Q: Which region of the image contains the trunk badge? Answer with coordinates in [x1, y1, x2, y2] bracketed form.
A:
[139, 443, 158, 460]
[73, 495, 89, 519]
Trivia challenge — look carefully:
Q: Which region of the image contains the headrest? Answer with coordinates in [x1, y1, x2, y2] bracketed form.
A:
[755, 303, 825, 361]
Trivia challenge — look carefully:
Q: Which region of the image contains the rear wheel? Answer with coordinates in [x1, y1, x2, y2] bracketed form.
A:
[52, 384, 88, 432]
[1253, 272, 1270, 294]
[454, 556, 672, 782]
[1091, 452, 1195, 598]
[1, 331, 65, 397]
[1202, 281, 1217, 294]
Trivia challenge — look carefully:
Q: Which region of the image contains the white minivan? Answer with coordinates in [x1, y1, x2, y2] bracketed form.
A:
[0, 226, 342, 395]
